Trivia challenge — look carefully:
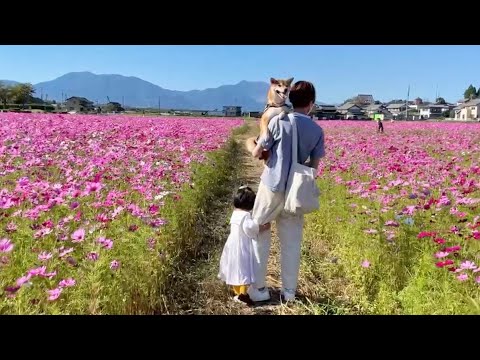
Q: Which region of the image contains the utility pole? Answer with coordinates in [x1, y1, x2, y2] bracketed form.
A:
[406, 84, 410, 121]
[158, 96, 161, 114]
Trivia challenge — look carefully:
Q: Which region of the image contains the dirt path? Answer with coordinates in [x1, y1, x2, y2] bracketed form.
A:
[166, 121, 341, 315]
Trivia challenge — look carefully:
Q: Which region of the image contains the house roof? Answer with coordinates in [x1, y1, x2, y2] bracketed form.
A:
[455, 98, 480, 109]
[316, 104, 337, 111]
[66, 96, 93, 104]
[386, 103, 406, 109]
[365, 104, 383, 111]
[337, 102, 360, 110]
[356, 94, 374, 102]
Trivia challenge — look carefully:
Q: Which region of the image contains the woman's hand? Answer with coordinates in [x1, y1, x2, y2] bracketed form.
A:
[259, 223, 271, 232]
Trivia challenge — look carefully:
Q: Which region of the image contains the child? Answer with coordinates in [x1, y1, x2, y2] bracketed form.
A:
[218, 186, 270, 305]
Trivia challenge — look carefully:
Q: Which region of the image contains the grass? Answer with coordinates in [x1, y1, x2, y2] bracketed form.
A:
[301, 176, 480, 315]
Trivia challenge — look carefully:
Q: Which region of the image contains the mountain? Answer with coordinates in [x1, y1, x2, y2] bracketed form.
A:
[0, 80, 20, 86]
[31, 72, 269, 111]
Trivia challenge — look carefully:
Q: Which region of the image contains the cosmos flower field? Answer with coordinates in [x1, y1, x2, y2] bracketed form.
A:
[0, 113, 243, 314]
[308, 120, 480, 314]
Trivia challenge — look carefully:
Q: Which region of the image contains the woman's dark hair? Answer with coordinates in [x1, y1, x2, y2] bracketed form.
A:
[234, 186, 256, 211]
[289, 81, 316, 108]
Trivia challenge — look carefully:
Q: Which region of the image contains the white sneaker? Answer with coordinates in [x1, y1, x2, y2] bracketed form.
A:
[247, 286, 271, 302]
[281, 288, 296, 302]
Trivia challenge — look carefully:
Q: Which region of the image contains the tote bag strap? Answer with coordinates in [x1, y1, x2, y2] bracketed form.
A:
[287, 113, 298, 165]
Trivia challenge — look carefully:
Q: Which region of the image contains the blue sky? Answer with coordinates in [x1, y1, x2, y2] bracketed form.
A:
[0, 45, 478, 103]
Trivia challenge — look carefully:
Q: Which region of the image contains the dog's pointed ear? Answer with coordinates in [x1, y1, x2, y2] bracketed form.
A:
[270, 78, 279, 85]
[286, 78, 294, 86]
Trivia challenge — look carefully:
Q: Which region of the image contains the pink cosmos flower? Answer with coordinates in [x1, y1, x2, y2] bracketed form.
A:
[38, 251, 53, 261]
[71, 228, 85, 243]
[87, 251, 99, 261]
[460, 261, 477, 270]
[457, 273, 468, 282]
[110, 260, 120, 270]
[445, 245, 461, 253]
[5, 222, 17, 233]
[384, 220, 399, 227]
[361, 260, 370, 268]
[97, 237, 113, 250]
[59, 278, 76, 288]
[16, 274, 32, 287]
[476, 276, 480, 284]
[47, 287, 63, 301]
[417, 231, 435, 239]
[0, 238, 14, 253]
[59, 247, 74, 258]
[28, 266, 46, 276]
[435, 251, 450, 259]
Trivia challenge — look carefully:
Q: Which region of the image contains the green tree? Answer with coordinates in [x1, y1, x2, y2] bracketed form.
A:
[0, 82, 12, 109]
[436, 97, 446, 104]
[464, 84, 477, 100]
[11, 83, 35, 108]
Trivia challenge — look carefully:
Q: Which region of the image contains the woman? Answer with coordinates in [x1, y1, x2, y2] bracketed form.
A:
[248, 81, 326, 302]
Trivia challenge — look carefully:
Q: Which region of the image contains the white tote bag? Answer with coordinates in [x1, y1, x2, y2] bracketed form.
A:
[284, 114, 320, 215]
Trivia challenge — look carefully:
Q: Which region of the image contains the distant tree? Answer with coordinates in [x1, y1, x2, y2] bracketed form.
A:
[0, 82, 12, 109]
[477, 87, 480, 98]
[11, 83, 35, 108]
[103, 102, 124, 113]
[436, 97, 446, 104]
[464, 84, 477, 100]
[442, 110, 450, 117]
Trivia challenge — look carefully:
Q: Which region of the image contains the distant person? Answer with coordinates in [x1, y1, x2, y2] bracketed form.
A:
[218, 186, 271, 305]
[377, 117, 384, 133]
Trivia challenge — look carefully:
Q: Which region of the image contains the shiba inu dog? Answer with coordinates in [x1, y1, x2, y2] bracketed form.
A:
[246, 77, 294, 160]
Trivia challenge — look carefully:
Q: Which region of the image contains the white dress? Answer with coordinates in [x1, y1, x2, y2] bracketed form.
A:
[218, 210, 258, 286]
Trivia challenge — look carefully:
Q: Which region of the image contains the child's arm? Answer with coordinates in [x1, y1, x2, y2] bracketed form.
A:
[242, 218, 271, 238]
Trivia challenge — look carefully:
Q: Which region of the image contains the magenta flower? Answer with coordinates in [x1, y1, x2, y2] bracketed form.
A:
[47, 287, 63, 301]
[16, 274, 32, 287]
[457, 273, 468, 282]
[59, 278, 76, 288]
[361, 260, 370, 268]
[110, 260, 120, 270]
[445, 245, 461, 253]
[59, 247, 74, 258]
[28, 266, 46, 276]
[0, 238, 14, 253]
[97, 237, 113, 250]
[71, 228, 85, 243]
[87, 251, 99, 261]
[41, 271, 57, 279]
[38, 251, 53, 261]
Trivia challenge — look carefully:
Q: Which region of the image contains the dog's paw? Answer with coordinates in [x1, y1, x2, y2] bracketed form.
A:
[278, 111, 287, 120]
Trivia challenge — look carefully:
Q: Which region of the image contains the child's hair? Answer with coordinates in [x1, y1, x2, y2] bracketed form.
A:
[234, 186, 256, 211]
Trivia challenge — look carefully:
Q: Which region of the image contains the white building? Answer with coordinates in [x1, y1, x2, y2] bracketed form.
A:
[454, 99, 480, 120]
